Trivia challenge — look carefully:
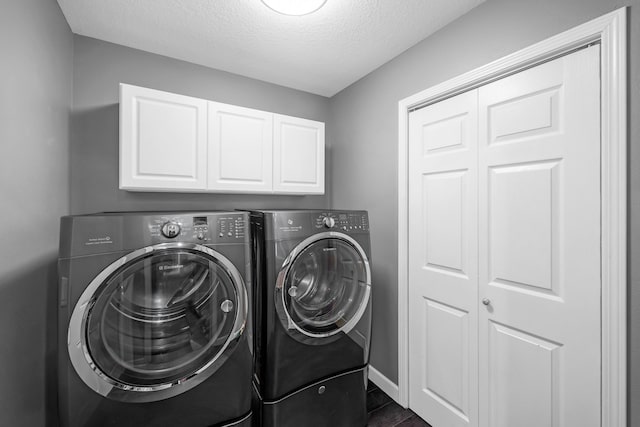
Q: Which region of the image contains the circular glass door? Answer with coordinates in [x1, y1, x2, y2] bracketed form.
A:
[276, 232, 371, 342]
[68, 243, 247, 402]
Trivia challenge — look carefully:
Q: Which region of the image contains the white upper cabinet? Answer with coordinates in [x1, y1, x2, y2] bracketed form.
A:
[208, 102, 273, 193]
[119, 84, 325, 194]
[119, 84, 208, 191]
[273, 114, 325, 194]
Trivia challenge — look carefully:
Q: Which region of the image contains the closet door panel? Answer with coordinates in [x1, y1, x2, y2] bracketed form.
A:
[478, 45, 601, 427]
[408, 90, 479, 427]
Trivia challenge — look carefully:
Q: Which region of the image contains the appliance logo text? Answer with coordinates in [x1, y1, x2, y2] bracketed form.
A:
[159, 264, 184, 271]
[85, 236, 112, 246]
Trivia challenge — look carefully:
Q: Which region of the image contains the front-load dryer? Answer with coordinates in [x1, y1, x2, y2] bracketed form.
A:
[249, 210, 372, 427]
[57, 211, 252, 427]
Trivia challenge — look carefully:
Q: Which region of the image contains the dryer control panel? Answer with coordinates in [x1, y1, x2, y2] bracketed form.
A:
[313, 211, 369, 232]
[267, 210, 369, 241]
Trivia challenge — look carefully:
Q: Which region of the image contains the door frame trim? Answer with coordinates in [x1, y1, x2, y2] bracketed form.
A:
[397, 8, 627, 427]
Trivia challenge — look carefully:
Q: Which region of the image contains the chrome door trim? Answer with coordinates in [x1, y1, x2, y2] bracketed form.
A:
[275, 232, 371, 340]
[67, 242, 248, 402]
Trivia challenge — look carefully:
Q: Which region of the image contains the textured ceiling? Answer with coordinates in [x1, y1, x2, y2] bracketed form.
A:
[57, 0, 485, 97]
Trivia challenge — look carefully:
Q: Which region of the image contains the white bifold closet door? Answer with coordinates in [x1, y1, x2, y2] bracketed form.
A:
[408, 44, 601, 427]
[408, 89, 480, 427]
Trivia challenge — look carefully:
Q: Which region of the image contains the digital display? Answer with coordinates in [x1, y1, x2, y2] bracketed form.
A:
[193, 216, 208, 226]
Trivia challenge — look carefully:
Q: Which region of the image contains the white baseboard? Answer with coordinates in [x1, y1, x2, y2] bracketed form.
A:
[368, 365, 401, 405]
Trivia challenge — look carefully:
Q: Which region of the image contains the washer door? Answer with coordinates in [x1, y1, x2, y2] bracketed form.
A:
[275, 232, 371, 344]
[68, 243, 247, 403]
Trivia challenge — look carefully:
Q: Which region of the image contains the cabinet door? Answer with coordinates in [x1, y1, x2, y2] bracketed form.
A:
[119, 84, 208, 191]
[208, 102, 273, 193]
[273, 114, 325, 194]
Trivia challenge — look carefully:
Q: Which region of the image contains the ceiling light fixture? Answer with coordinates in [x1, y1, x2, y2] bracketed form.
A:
[261, 0, 327, 16]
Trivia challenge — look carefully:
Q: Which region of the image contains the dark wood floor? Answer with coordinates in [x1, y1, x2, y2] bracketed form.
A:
[366, 382, 431, 427]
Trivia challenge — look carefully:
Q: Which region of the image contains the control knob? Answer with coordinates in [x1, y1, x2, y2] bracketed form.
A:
[161, 221, 181, 238]
[322, 216, 335, 228]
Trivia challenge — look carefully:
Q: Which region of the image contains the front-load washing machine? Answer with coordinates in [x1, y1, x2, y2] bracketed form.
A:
[249, 210, 372, 427]
[57, 211, 253, 427]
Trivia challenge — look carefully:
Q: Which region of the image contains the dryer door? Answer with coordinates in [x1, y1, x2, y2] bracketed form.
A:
[67, 243, 247, 403]
[275, 232, 371, 344]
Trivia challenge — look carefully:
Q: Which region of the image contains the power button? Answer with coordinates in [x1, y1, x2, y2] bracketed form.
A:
[161, 221, 181, 238]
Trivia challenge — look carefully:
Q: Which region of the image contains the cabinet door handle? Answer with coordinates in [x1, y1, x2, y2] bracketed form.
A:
[482, 298, 491, 306]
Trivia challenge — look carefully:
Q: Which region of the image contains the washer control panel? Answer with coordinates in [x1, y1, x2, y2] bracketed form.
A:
[215, 215, 246, 240]
[148, 213, 246, 243]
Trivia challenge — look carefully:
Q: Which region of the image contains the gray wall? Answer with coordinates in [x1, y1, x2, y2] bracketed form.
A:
[0, 0, 73, 426]
[329, 0, 640, 420]
[71, 36, 331, 215]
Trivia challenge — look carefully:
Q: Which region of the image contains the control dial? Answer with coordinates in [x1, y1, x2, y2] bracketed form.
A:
[161, 221, 181, 238]
[322, 216, 336, 228]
